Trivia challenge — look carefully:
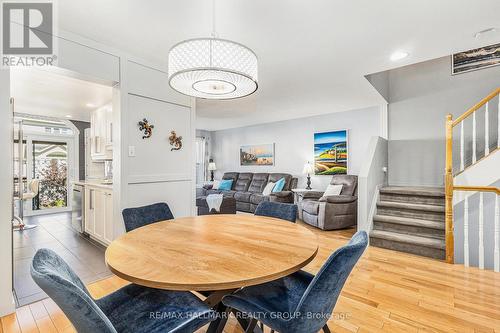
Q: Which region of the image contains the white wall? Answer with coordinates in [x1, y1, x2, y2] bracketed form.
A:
[0, 69, 14, 315]
[358, 136, 388, 232]
[116, 60, 194, 239]
[211, 106, 381, 190]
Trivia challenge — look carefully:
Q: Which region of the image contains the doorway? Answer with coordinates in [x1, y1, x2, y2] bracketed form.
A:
[10, 68, 114, 307]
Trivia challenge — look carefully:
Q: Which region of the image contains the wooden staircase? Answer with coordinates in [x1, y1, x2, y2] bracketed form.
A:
[370, 187, 445, 259]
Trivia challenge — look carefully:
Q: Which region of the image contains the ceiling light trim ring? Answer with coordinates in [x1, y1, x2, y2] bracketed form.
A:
[168, 68, 258, 100]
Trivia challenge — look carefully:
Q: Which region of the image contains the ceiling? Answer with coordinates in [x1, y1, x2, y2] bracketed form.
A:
[10, 68, 112, 122]
[57, 0, 500, 130]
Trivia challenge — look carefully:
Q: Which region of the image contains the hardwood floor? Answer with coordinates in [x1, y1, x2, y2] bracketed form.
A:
[3, 221, 500, 333]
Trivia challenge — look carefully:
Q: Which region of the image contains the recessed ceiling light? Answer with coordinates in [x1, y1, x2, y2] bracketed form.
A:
[86, 103, 96, 108]
[65, 115, 72, 118]
[474, 27, 496, 38]
[390, 51, 409, 61]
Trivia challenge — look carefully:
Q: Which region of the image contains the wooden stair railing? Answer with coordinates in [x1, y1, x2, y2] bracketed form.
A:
[445, 88, 500, 264]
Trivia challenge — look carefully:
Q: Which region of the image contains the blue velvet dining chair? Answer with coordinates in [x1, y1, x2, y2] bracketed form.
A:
[222, 231, 368, 333]
[254, 201, 298, 223]
[122, 202, 174, 232]
[31, 248, 216, 333]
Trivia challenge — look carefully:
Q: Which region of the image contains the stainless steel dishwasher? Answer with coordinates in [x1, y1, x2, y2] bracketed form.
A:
[71, 184, 85, 233]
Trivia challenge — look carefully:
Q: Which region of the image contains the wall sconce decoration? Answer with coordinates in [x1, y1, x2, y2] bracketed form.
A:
[169, 131, 183, 151]
[138, 118, 154, 139]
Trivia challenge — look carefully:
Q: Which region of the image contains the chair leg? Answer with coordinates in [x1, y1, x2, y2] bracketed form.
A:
[245, 318, 258, 333]
[323, 324, 331, 333]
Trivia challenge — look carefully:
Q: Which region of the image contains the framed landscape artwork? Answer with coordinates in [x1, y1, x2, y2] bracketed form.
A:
[240, 144, 275, 166]
[452, 42, 500, 75]
[314, 130, 348, 175]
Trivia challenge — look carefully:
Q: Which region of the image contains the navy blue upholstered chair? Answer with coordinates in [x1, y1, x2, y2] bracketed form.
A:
[254, 201, 298, 223]
[31, 248, 216, 333]
[122, 202, 174, 232]
[222, 231, 368, 333]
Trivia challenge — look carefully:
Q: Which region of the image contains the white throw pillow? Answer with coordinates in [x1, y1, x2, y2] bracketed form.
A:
[262, 182, 275, 196]
[212, 180, 221, 190]
[320, 184, 343, 201]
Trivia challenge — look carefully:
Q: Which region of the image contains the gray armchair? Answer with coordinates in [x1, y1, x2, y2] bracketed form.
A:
[301, 175, 358, 230]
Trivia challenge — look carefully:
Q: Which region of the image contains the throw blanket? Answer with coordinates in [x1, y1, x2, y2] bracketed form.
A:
[206, 194, 224, 213]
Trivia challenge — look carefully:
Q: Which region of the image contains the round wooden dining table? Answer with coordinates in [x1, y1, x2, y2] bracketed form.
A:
[105, 214, 319, 292]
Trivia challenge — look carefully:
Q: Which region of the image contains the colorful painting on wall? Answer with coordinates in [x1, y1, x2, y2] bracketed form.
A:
[452, 42, 500, 75]
[240, 144, 274, 166]
[314, 130, 348, 175]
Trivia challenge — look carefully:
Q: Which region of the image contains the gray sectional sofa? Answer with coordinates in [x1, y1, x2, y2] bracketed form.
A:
[201, 172, 298, 213]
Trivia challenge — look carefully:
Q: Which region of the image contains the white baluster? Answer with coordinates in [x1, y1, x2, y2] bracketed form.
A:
[485, 102, 489, 156]
[472, 111, 477, 164]
[498, 95, 500, 148]
[460, 122, 464, 171]
[479, 192, 484, 269]
[464, 195, 469, 267]
[494, 194, 499, 272]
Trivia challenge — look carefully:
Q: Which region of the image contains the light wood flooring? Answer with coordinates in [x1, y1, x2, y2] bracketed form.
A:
[2, 221, 500, 333]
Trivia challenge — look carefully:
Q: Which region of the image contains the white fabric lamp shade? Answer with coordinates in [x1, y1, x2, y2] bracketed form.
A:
[168, 38, 258, 100]
[208, 162, 217, 171]
[303, 163, 314, 175]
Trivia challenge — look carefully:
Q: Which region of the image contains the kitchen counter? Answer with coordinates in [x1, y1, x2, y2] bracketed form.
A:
[73, 180, 113, 190]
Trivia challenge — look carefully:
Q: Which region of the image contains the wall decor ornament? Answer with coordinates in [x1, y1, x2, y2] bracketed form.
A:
[169, 131, 183, 151]
[452, 42, 500, 75]
[314, 130, 348, 175]
[240, 144, 274, 166]
[138, 118, 154, 139]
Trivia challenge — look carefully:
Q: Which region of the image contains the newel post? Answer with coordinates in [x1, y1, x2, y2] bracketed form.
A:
[445, 114, 454, 264]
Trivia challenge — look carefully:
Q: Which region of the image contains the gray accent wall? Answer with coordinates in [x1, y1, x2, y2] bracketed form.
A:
[368, 56, 500, 186]
[210, 106, 381, 190]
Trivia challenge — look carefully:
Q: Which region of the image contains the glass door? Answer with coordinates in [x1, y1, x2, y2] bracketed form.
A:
[31, 140, 69, 211]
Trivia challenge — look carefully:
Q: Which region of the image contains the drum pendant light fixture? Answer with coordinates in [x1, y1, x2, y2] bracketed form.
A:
[168, 0, 258, 100]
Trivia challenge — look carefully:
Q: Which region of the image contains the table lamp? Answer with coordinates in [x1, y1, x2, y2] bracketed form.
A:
[302, 162, 314, 190]
[208, 160, 217, 181]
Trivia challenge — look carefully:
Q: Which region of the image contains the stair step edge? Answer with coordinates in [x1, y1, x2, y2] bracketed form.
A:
[370, 230, 445, 249]
[377, 201, 445, 212]
[380, 186, 445, 197]
[373, 215, 445, 230]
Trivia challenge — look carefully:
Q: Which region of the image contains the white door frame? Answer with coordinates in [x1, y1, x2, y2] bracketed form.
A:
[24, 133, 76, 216]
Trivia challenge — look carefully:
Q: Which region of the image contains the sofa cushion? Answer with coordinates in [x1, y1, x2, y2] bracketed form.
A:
[206, 189, 222, 195]
[248, 173, 269, 193]
[234, 191, 252, 203]
[268, 173, 292, 191]
[234, 173, 253, 192]
[221, 190, 236, 198]
[236, 201, 251, 212]
[272, 178, 286, 193]
[218, 179, 233, 191]
[330, 175, 358, 196]
[302, 200, 320, 215]
[222, 172, 240, 190]
[250, 193, 269, 205]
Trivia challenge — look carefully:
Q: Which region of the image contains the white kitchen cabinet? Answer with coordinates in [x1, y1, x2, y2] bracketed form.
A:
[84, 187, 95, 235]
[90, 104, 113, 161]
[103, 190, 114, 244]
[84, 185, 113, 245]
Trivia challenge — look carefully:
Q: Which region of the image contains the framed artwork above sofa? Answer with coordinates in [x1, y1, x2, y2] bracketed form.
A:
[240, 144, 275, 166]
[314, 130, 348, 175]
